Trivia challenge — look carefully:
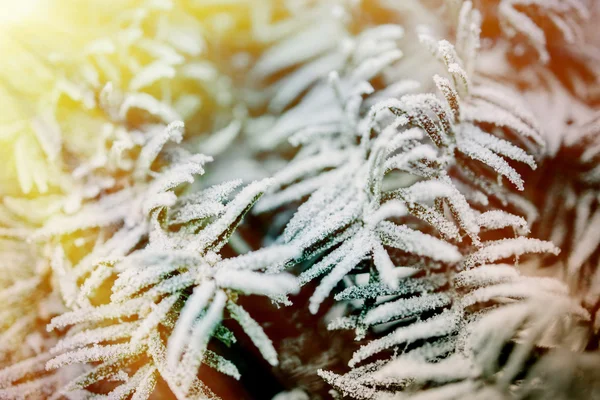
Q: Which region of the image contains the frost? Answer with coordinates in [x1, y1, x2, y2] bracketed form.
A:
[252, 21, 347, 81]
[349, 311, 459, 367]
[308, 231, 372, 314]
[463, 237, 560, 269]
[120, 93, 181, 123]
[227, 302, 278, 367]
[373, 354, 476, 383]
[498, 0, 590, 64]
[130, 294, 180, 344]
[477, 210, 529, 233]
[134, 121, 184, 179]
[27, 116, 295, 398]
[216, 244, 299, 271]
[377, 221, 462, 263]
[47, 299, 148, 331]
[2, 0, 598, 399]
[51, 324, 138, 354]
[178, 290, 226, 392]
[46, 343, 144, 371]
[567, 208, 600, 276]
[167, 281, 215, 370]
[192, 178, 272, 252]
[129, 62, 176, 91]
[216, 269, 298, 297]
[363, 293, 451, 326]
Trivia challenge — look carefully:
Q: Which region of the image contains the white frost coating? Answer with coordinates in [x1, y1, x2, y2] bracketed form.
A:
[327, 315, 358, 331]
[46, 343, 142, 370]
[477, 211, 529, 234]
[309, 233, 372, 314]
[104, 364, 156, 400]
[298, 236, 356, 285]
[144, 154, 211, 210]
[255, 169, 346, 214]
[272, 388, 310, 400]
[77, 264, 113, 306]
[471, 84, 540, 132]
[193, 179, 272, 252]
[400, 179, 456, 203]
[384, 125, 423, 152]
[270, 151, 348, 190]
[120, 93, 181, 123]
[366, 200, 408, 227]
[288, 123, 343, 147]
[567, 208, 600, 276]
[335, 275, 446, 301]
[134, 122, 184, 179]
[36, 189, 137, 238]
[372, 240, 398, 289]
[499, 0, 548, 62]
[167, 281, 215, 370]
[463, 102, 543, 145]
[269, 52, 348, 113]
[47, 298, 147, 331]
[0, 277, 40, 304]
[349, 311, 459, 367]
[469, 302, 532, 358]
[199, 119, 243, 157]
[131, 294, 180, 344]
[279, 181, 349, 241]
[144, 272, 195, 300]
[50, 246, 78, 309]
[462, 123, 536, 169]
[293, 197, 362, 252]
[73, 225, 146, 279]
[182, 180, 243, 205]
[377, 221, 462, 263]
[130, 366, 158, 400]
[463, 238, 560, 269]
[51, 323, 138, 354]
[352, 38, 398, 70]
[179, 290, 226, 393]
[115, 250, 202, 273]
[435, 74, 461, 121]
[460, 279, 569, 308]
[372, 354, 476, 383]
[259, 101, 344, 149]
[356, 24, 405, 47]
[31, 114, 62, 162]
[317, 369, 376, 399]
[172, 180, 242, 224]
[364, 293, 451, 326]
[384, 144, 439, 172]
[252, 21, 346, 79]
[4, 2, 587, 398]
[0, 353, 51, 385]
[203, 350, 241, 380]
[215, 269, 299, 297]
[217, 245, 299, 271]
[111, 263, 182, 303]
[227, 302, 278, 366]
[454, 264, 519, 288]
[129, 62, 176, 91]
[171, 201, 225, 224]
[365, 80, 421, 109]
[405, 380, 481, 400]
[350, 49, 403, 84]
[459, 139, 524, 190]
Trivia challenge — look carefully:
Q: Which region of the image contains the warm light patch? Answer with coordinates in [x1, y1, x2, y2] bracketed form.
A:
[0, 0, 41, 26]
